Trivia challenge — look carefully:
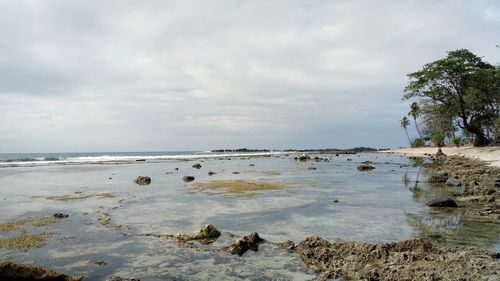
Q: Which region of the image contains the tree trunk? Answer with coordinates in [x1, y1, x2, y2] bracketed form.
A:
[465, 124, 489, 146]
[413, 117, 422, 139]
[405, 129, 411, 146]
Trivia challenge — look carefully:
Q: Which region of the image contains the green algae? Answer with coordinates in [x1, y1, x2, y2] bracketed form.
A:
[194, 180, 286, 197]
[0, 216, 62, 250]
[46, 192, 115, 201]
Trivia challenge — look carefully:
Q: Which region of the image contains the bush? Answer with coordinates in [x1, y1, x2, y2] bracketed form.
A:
[431, 133, 446, 147]
[452, 137, 462, 147]
[411, 138, 425, 148]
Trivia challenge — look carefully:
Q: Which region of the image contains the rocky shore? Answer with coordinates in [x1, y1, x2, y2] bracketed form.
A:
[291, 236, 499, 281]
[425, 149, 500, 220]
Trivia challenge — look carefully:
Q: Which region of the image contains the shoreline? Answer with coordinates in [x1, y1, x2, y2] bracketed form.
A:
[382, 146, 500, 167]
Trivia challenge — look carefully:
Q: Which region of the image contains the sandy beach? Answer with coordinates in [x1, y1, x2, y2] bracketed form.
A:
[383, 146, 500, 167]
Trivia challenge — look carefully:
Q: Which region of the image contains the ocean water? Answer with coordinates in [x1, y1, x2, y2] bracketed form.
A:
[0, 151, 279, 166]
[0, 152, 498, 280]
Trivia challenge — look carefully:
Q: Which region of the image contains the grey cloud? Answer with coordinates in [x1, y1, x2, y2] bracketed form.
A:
[0, 0, 498, 152]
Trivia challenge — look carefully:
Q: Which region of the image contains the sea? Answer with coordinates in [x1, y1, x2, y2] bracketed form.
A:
[0, 151, 498, 280]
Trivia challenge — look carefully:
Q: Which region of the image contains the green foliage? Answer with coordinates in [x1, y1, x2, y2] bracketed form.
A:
[411, 138, 425, 148]
[431, 132, 446, 147]
[403, 49, 499, 146]
[452, 137, 462, 147]
[400, 116, 410, 129]
[408, 102, 422, 138]
[400, 116, 411, 145]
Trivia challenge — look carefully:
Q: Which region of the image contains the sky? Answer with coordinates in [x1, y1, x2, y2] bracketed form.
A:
[0, 0, 499, 153]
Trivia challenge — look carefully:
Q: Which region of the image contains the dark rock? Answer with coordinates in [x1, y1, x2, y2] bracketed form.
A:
[426, 197, 458, 208]
[134, 176, 151, 185]
[296, 154, 310, 161]
[135, 159, 146, 162]
[445, 177, 462, 187]
[249, 164, 255, 167]
[232, 171, 240, 174]
[357, 164, 375, 171]
[174, 224, 221, 243]
[52, 213, 69, 219]
[174, 168, 179, 170]
[435, 148, 446, 157]
[224, 232, 265, 256]
[307, 167, 317, 170]
[192, 163, 202, 169]
[333, 199, 339, 203]
[0, 262, 83, 281]
[183, 176, 195, 182]
[208, 171, 216, 176]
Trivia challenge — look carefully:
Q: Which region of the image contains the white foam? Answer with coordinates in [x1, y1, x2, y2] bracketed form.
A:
[0, 151, 284, 167]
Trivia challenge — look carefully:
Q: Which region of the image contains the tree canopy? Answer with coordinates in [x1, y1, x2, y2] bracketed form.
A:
[403, 49, 499, 146]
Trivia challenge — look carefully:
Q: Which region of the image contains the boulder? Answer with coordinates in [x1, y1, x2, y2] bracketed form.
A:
[174, 224, 221, 243]
[426, 197, 458, 208]
[134, 176, 151, 185]
[445, 177, 462, 187]
[192, 163, 202, 169]
[0, 262, 83, 281]
[183, 176, 195, 182]
[357, 164, 375, 171]
[208, 171, 216, 176]
[223, 232, 265, 256]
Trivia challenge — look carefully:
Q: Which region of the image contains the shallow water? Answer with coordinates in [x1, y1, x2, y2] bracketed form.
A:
[0, 153, 498, 280]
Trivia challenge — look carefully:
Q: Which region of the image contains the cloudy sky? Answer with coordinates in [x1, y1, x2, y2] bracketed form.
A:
[0, 0, 499, 153]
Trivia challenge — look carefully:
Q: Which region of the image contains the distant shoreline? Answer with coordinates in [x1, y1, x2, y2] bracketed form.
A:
[382, 146, 500, 167]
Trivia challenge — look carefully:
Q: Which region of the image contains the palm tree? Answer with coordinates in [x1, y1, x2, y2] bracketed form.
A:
[408, 102, 422, 138]
[400, 116, 411, 145]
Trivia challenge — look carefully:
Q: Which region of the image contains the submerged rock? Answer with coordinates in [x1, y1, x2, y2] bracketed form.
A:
[192, 163, 202, 169]
[183, 176, 195, 182]
[277, 240, 295, 251]
[223, 232, 265, 256]
[107, 277, 140, 281]
[134, 176, 151, 185]
[428, 171, 448, 183]
[426, 197, 458, 207]
[208, 171, 216, 176]
[357, 164, 375, 171]
[445, 177, 462, 187]
[0, 262, 83, 281]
